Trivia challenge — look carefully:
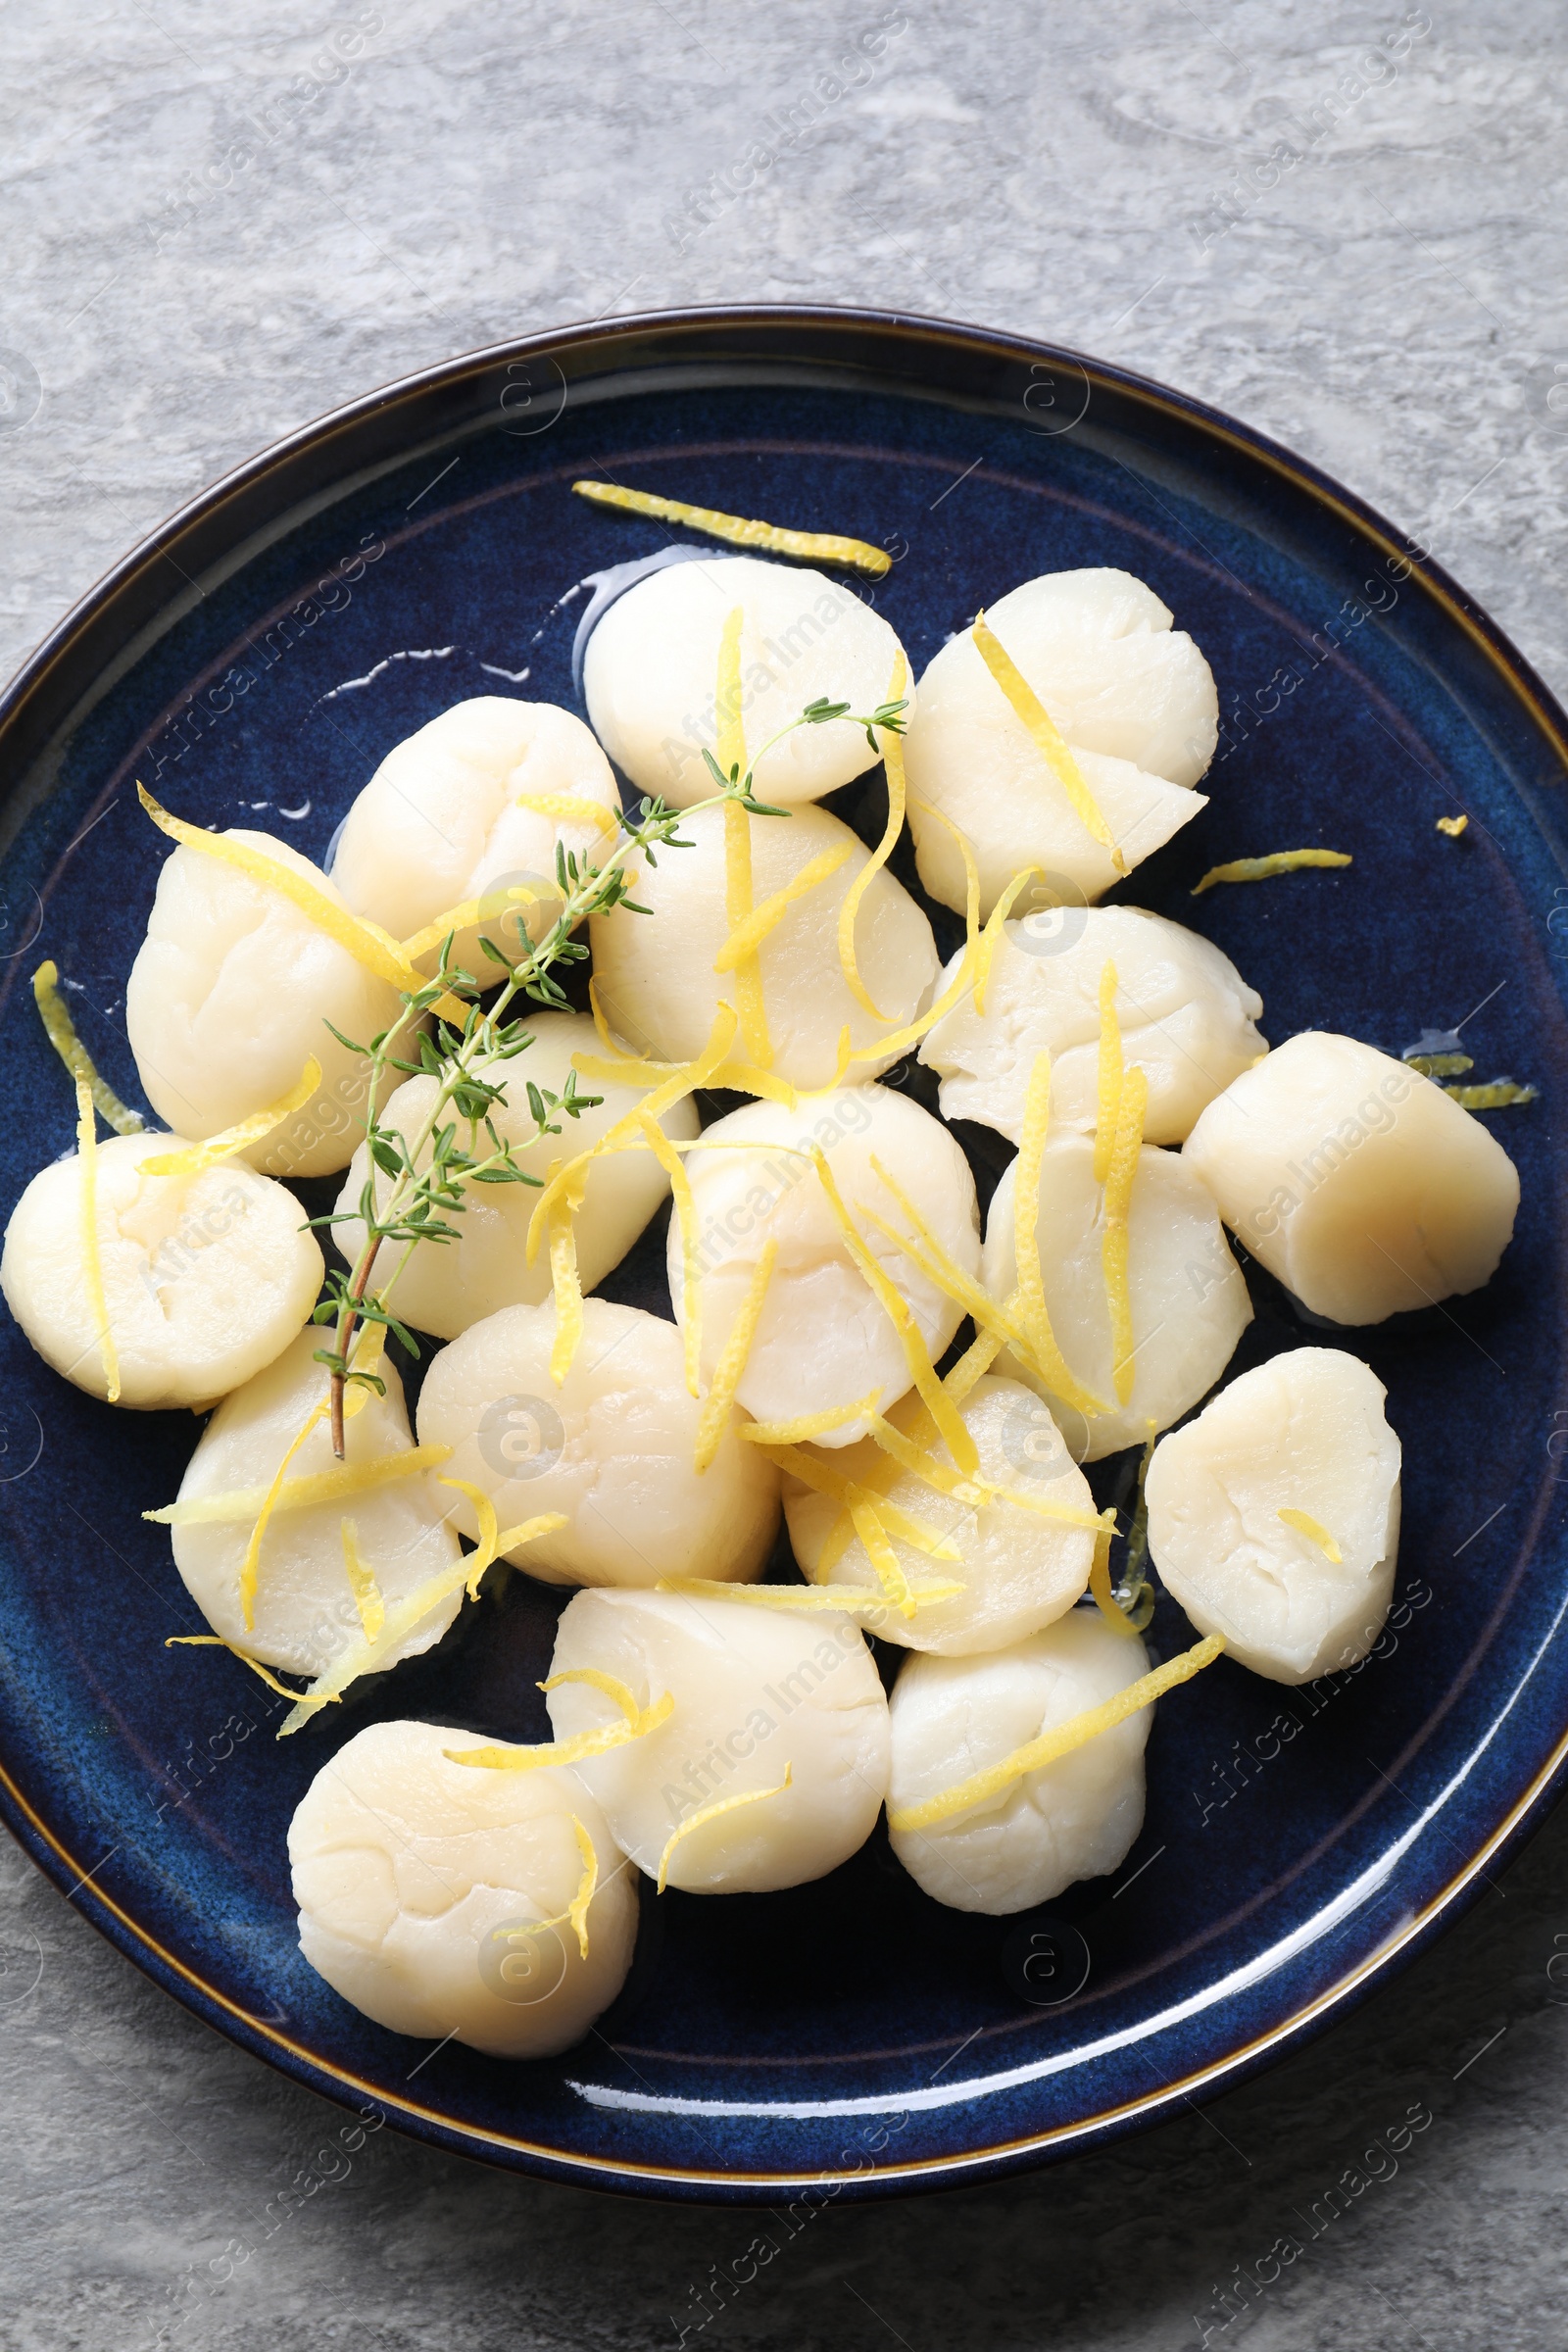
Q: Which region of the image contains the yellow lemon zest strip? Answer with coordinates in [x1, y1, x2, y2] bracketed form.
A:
[145, 1443, 454, 1526]
[237, 1403, 329, 1632]
[713, 840, 855, 972]
[1094, 959, 1122, 1187]
[514, 789, 620, 836]
[74, 1076, 121, 1403]
[716, 603, 773, 1068]
[1190, 850, 1352, 896]
[808, 1146, 977, 1475]
[849, 798, 981, 1061]
[547, 1190, 585, 1387]
[1436, 813, 1469, 837]
[571, 478, 891, 576]
[339, 1517, 384, 1641]
[1278, 1507, 1344, 1563]
[971, 614, 1123, 873]
[1088, 1523, 1141, 1638]
[657, 1576, 964, 1613]
[637, 1110, 703, 1397]
[33, 961, 144, 1133]
[527, 1001, 739, 1263]
[693, 1240, 778, 1474]
[1446, 1079, 1539, 1109]
[165, 1635, 307, 1700]
[569, 1045, 797, 1109]
[972, 865, 1045, 1017]
[814, 1332, 1010, 1577]
[277, 1514, 567, 1736]
[861, 1410, 1111, 1532]
[944, 1322, 1006, 1404]
[435, 1472, 511, 1599]
[564, 1815, 599, 1959]
[657, 1763, 794, 1894]
[890, 1633, 1225, 1833]
[1012, 1051, 1101, 1417]
[848, 1495, 918, 1617]
[445, 1685, 674, 1776]
[139, 1056, 323, 1177]
[760, 1444, 961, 1562]
[400, 882, 550, 965]
[135, 782, 464, 1015]
[836, 649, 908, 1018]
[828, 1025, 855, 1089]
[1102, 1064, 1148, 1407]
[856, 1163, 1105, 1420]
[541, 1667, 646, 1721]
[737, 1387, 882, 1446]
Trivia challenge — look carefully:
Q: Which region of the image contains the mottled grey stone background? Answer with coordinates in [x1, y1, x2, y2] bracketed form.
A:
[2, 3, 1567, 2346]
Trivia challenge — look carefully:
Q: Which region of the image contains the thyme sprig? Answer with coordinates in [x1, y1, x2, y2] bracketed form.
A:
[307, 694, 907, 1455]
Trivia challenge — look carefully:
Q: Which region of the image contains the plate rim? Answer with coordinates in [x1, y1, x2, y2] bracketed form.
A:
[3, 300, 1567, 2202]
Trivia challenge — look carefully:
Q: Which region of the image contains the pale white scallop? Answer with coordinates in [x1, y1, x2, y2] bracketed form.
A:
[169, 1326, 464, 1678]
[783, 1377, 1096, 1654]
[668, 1087, 980, 1447]
[416, 1298, 781, 1589]
[332, 1011, 698, 1342]
[983, 1133, 1251, 1460]
[330, 697, 623, 967]
[919, 905, 1266, 1146]
[1145, 1348, 1401, 1684]
[1182, 1031, 1520, 1324]
[290, 1720, 637, 2059]
[0, 1134, 322, 1409]
[125, 828, 409, 1179]
[587, 802, 938, 1091]
[887, 1612, 1152, 1914]
[581, 553, 910, 808]
[903, 569, 1217, 919]
[546, 1588, 889, 1893]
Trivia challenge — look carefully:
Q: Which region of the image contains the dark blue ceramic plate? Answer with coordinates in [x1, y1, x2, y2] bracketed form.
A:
[0, 309, 1564, 2203]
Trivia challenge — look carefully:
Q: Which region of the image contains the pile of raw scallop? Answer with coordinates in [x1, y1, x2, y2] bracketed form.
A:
[0, 514, 1522, 2062]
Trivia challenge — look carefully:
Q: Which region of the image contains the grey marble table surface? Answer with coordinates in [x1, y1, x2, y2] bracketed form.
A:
[3, 3, 1568, 2346]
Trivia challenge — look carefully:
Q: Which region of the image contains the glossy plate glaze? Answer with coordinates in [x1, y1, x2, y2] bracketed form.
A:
[0, 309, 1564, 2203]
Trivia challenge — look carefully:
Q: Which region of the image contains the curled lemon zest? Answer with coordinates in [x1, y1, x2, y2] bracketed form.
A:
[571, 478, 891, 576]
[850, 798, 981, 1062]
[564, 1814, 599, 1959]
[237, 1402, 329, 1633]
[547, 1189, 585, 1387]
[436, 1472, 506, 1600]
[1446, 1079, 1538, 1109]
[761, 1443, 961, 1562]
[829, 1025, 855, 1089]
[837, 648, 908, 1018]
[944, 1323, 1006, 1405]
[339, 1517, 384, 1640]
[656, 1575, 964, 1613]
[848, 1494, 918, 1617]
[972, 865, 1045, 1017]
[1102, 1064, 1148, 1407]
[135, 782, 463, 1016]
[658, 1766, 794, 1893]
[861, 1409, 1111, 1532]
[166, 1635, 306, 1700]
[527, 1001, 740, 1263]
[1191, 850, 1351, 896]
[139, 1055, 322, 1177]
[971, 614, 1123, 873]
[74, 1077, 120, 1403]
[1094, 960, 1122, 1188]
[1436, 813, 1469, 837]
[1277, 1507, 1343, 1563]
[277, 1514, 567, 1736]
[808, 1146, 977, 1475]
[570, 1041, 797, 1109]
[445, 1682, 674, 1775]
[33, 961, 143, 1133]
[1088, 1523, 1140, 1637]
[738, 1387, 882, 1446]
[693, 1240, 777, 1473]
[713, 841, 855, 972]
[145, 1442, 453, 1526]
[1012, 1052, 1100, 1417]
[638, 1110, 702, 1397]
[401, 881, 550, 965]
[514, 789, 620, 837]
[889, 1634, 1225, 1833]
